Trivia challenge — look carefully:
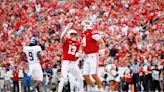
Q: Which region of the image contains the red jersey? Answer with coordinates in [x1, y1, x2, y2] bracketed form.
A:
[82, 29, 99, 54]
[148, 66, 152, 74]
[62, 38, 80, 61]
[12, 69, 19, 81]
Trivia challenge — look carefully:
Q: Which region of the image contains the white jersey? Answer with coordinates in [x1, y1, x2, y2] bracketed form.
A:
[23, 45, 42, 64]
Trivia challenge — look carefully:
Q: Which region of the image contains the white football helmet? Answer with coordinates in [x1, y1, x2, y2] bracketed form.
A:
[66, 29, 78, 41]
[81, 20, 93, 32]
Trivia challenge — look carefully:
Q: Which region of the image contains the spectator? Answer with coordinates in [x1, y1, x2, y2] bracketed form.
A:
[122, 65, 133, 91]
[23, 65, 31, 92]
[102, 73, 109, 92]
[4, 68, 12, 92]
[110, 46, 117, 58]
[0, 67, 5, 92]
[42, 63, 49, 92]
[12, 66, 19, 92]
[24, 72, 31, 92]
[106, 63, 120, 91]
[152, 65, 161, 91]
[145, 60, 153, 91]
[139, 62, 147, 91]
[46, 64, 53, 91]
[131, 59, 140, 92]
[159, 62, 164, 92]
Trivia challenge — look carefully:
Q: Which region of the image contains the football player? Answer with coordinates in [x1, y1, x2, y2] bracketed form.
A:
[58, 23, 84, 92]
[81, 20, 106, 92]
[21, 37, 43, 92]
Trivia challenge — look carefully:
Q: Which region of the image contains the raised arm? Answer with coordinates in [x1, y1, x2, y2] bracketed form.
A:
[60, 22, 73, 43]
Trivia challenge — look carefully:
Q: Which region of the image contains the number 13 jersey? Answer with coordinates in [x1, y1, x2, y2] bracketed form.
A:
[62, 38, 80, 61]
[23, 45, 42, 64]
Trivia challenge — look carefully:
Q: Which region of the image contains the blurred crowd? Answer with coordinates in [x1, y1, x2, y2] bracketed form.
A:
[0, 0, 164, 66]
[0, 0, 164, 91]
[0, 0, 164, 67]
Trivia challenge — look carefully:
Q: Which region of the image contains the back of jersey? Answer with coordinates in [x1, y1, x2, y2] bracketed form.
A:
[23, 45, 42, 64]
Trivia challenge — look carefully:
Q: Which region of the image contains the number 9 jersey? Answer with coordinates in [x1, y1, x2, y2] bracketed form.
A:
[62, 38, 80, 61]
[23, 45, 42, 64]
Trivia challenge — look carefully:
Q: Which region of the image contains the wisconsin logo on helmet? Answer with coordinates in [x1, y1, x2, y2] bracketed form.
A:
[81, 20, 93, 32]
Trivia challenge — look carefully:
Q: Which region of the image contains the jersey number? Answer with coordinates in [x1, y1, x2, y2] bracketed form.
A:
[68, 45, 77, 55]
[29, 52, 34, 61]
